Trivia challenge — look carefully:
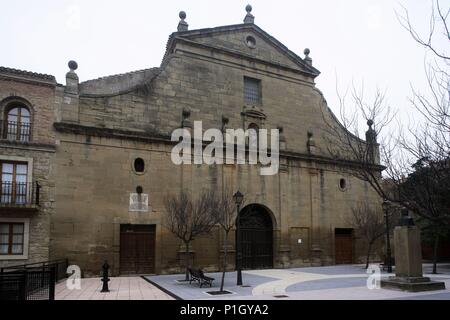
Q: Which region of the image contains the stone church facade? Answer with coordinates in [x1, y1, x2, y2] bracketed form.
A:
[0, 7, 383, 275]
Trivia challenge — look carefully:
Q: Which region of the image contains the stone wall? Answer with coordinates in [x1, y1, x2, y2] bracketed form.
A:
[0, 74, 56, 267]
[51, 131, 381, 276]
[0, 147, 54, 268]
[0, 76, 56, 144]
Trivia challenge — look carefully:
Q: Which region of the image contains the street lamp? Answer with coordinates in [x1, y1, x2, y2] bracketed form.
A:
[233, 190, 244, 286]
[382, 199, 393, 273]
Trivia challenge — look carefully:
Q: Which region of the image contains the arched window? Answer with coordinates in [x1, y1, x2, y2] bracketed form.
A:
[4, 105, 31, 142]
[248, 123, 259, 150]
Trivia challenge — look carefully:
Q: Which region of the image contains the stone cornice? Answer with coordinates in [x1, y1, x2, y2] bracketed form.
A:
[281, 149, 385, 172]
[0, 139, 56, 152]
[54, 122, 384, 172]
[54, 122, 171, 144]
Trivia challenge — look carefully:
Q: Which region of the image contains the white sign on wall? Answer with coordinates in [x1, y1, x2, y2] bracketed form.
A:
[129, 193, 149, 212]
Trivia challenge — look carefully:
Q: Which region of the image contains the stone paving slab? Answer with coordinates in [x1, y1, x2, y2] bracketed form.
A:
[56, 276, 174, 300]
[145, 264, 450, 300]
[55, 265, 450, 300]
[144, 271, 277, 300]
[286, 276, 367, 292]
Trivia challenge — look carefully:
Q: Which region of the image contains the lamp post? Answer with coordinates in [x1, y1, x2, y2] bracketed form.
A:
[382, 200, 393, 273]
[233, 190, 244, 286]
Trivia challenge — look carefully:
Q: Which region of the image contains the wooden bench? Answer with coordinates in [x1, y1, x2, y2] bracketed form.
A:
[188, 268, 214, 288]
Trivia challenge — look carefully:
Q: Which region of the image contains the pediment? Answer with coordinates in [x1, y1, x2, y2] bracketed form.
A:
[174, 24, 320, 77]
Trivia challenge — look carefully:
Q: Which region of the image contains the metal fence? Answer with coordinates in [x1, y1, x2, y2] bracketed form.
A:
[0, 259, 68, 300]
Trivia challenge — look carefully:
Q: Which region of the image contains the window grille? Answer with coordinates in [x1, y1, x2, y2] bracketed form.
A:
[244, 77, 261, 105]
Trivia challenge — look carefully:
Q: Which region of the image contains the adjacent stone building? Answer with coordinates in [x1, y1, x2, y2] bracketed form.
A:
[0, 67, 56, 268]
[1, 6, 384, 276]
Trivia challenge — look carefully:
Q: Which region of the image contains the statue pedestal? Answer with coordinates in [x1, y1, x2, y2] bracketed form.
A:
[381, 276, 445, 292]
[381, 225, 445, 292]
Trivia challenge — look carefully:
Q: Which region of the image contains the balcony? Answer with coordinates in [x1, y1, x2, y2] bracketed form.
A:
[2, 121, 31, 142]
[0, 182, 40, 212]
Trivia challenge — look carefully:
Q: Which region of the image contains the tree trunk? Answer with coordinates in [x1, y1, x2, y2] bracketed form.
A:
[365, 242, 373, 269]
[220, 231, 229, 292]
[185, 241, 190, 281]
[433, 234, 439, 274]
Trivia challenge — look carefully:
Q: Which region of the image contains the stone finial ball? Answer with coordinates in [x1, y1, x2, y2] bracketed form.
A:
[68, 60, 78, 71]
[304, 48, 310, 56]
[367, 119, 374, 127]
[179, 11, 186, 20]
[246, 4, 252, 13]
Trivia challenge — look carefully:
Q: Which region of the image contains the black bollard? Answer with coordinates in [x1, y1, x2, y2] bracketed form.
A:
[101, 260, 110, 293]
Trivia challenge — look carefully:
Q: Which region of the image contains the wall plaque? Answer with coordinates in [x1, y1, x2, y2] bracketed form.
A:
[129, 193, 149, 212]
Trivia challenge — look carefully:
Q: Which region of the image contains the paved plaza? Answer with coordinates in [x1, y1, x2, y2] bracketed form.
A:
[55, 264, 450, 300]
[55, 276, 173, 300]
[145, 264, 450, 300]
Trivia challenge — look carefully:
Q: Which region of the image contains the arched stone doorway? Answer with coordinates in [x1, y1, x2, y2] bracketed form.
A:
[236, 204, 274, 269]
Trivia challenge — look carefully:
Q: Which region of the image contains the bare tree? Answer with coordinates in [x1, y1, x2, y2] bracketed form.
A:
[396, 0, 449, 62]
[321, 0, 449, 213]
[164, 190, 220, 281]
[350, 204, 387, 269]
[391, 0, 450, 226]
[322, 0, 450, 272]
[321, 82, 396, 200]
[395, 0, 449, 166]
[211, 186, 244, 293]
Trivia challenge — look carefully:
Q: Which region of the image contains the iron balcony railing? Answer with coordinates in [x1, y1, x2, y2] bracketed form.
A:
[2, 121, 31, 142]
[0, 181, 40, 207]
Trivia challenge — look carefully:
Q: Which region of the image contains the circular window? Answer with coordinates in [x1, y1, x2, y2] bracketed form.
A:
[133, 158, 145, 174]
[245, 35, 256, 48]
[339, 178, 347, 190]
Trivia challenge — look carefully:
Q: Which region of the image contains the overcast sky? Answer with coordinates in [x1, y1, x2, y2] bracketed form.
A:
[1, 0, 447, 132]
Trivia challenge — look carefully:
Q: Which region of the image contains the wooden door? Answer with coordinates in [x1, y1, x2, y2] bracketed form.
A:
[120, 225, 155, 274]
[335, 229, 354, 264]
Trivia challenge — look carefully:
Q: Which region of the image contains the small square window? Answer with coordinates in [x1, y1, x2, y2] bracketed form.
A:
[0, 222, 24, 255]
[244, 77, 261, 105]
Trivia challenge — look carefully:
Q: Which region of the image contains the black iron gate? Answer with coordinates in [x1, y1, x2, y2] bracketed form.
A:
[0, 259, 67, 300]
[0, 267, 55, 300]
[238, 204, 273, 270]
